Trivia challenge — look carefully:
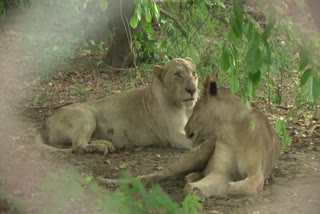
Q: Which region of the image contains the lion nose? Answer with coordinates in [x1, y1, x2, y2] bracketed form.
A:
[185, 88, 196, 96]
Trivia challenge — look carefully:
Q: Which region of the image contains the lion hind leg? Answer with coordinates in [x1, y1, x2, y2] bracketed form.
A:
[184, 172, 230, 199]
[138, 140, 215, 185]
[225, 172, 264, 196]
[34, 134, 73, 154]
[185, 172, 203, 183]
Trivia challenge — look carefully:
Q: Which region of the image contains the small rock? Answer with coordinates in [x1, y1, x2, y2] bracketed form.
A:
[154, 166, 164, 171]
[119, 163, 127, 169]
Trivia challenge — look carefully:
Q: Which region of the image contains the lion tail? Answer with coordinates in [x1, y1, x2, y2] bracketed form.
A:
[34, 126, 73, 154]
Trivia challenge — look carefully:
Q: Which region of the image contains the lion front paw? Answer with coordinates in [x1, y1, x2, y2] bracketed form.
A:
[75, 140, 115, 155]
[183, 183, 206, 199]
[92, 140, 116, 153]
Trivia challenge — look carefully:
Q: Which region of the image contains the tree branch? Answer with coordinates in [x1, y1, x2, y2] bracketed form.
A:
[159, 9, 183, 31]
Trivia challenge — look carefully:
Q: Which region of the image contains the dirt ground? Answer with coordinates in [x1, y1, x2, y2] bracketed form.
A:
[1, 10, 320, 214]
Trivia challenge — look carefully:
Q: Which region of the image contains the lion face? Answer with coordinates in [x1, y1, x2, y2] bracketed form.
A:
[185, 75, 218, 147]
[185, 97, 212, 147]
[185, 75, 248, 147]
[153, 57, 198, 108]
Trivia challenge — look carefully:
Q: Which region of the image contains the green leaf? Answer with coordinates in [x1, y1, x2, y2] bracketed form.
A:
[232, 3, 243, 38]
[228, 28, 242, 46]
[249, 70, 261, 87]
[300, 68, 312, 86]
[241, 91, 252, 110]
[244, 21, 255, 42]
[304, 70, 320, 102]
[249, 121, 255, 133]
[84, 176, 94, 184]
[230, 69, 239, 94]
[246, 32, 263, 74]
[260, 62, 268, 74]
[244, 79, 253, 98]
[141, 0, 148, 6]
[248, 31, 260, 47]
[145, 9, 152, 23]
[130, 15, 139, 29]
[217, 0, 226, 8]
[262, 16, 275, 42]
[299, 48, 309, 71]
[98, 0, 108, 12]
[312, 71, 320, 102]
[275, 120, 284, 135]
[275, 119, 292, 150]
[182, 195, 203, 214]
[152, 3, 160, 20]
[230, 43, 239, 59]
[119, 163, 127, 169]
[246, 47, 263, 74]
[220, 44, 230, 71]
[136, 5, 142, 21]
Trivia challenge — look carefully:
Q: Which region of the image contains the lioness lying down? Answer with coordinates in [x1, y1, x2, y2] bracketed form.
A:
[35, 57, 198, 154]
[138, 76, 281, 198]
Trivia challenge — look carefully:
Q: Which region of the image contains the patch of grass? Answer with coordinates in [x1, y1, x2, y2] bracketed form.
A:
[41, 169, 202, 214]
[37, 91, 59, 102]
[73, 83, 88, 101]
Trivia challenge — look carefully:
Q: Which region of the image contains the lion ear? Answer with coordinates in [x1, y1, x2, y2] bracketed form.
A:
[203, 75, 217, 97]
[184, 57, 196, 67]
[152, 65, 164, 82]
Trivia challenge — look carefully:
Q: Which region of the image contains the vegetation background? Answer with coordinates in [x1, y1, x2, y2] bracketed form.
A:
[0, 0, 319, 213]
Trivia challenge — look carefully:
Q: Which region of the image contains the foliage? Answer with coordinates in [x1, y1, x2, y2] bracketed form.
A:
[126, 0, 318, 147]
[73, 83, 89, 101]
[275, 119, 292, 150]
[127, 0, 320, 105]
[129, 0, 160, 61]
[130, 0, 160, 29]
[42, 169, 202, 214]
[41, 169, 84, 214]
[300, 68, 320, 103]
[0, 1, 5, 19]
[0, 172, 26, 214]
[3, 0, 319, 151]
[182, 194, 203, 214]
[0, 188, 26, 214]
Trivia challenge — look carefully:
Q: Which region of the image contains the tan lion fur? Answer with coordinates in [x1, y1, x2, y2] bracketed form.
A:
[35, 57, 199, 154]
[138, 75, 281, 198]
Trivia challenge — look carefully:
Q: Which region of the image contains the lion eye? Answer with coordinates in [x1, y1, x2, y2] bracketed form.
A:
[175, 72, 182, 78]
[192, 72, 196, 77]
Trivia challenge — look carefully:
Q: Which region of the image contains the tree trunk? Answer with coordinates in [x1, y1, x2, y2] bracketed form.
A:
[85, 0, 135, 68]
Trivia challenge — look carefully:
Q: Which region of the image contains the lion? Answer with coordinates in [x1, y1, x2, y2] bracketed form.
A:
[137, 75, 281, 198]
[35, 57, 199, 154]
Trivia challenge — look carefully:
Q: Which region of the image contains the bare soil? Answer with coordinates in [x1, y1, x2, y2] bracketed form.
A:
[1, 10, 320, 214]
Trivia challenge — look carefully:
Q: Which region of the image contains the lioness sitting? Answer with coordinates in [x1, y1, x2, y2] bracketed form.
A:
[138, 75, 281, 198]
[35, 57, 198, 154]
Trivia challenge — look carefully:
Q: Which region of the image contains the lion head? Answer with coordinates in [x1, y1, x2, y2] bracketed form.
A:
[185, 75, 248, 147]
[152, 57, 198, 108]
